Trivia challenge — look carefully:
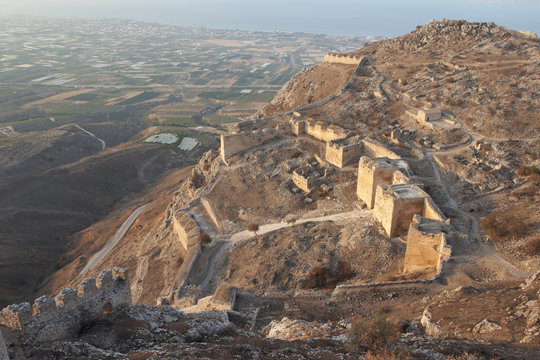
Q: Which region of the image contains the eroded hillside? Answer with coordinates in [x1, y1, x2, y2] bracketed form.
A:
[6, 19, 539, 359]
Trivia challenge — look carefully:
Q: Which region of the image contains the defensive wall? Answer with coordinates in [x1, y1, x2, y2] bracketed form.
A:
[220, 124, 289, 164]
[290, 118, 349, 143]
[0, 268, 130, 344]
[172, 211, 201, 251]
[373, 183, 447, 237]
[323, 52, 364, 65]
[325, 135, 364, 168]
[404, 215, 452, 274]
[362, 137, 401, 160]
[357, 156, 410, 209]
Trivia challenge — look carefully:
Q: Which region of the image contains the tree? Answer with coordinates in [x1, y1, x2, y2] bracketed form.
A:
[247, 223, 260, 235]
[198, 232, 212, 246]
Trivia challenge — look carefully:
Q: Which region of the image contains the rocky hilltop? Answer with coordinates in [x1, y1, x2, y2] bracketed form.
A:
[2, 19, 539, 359]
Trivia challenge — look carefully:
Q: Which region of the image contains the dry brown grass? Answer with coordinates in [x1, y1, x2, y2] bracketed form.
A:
[347, 315, 399, 353]
[481, 213, 530, 241]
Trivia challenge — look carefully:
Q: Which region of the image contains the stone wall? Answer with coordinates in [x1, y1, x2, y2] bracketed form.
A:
[292, 167, 316, 193]
[357, 156, 402, 209]
[323, 52, 364, 65]
[201, 197, 221, 232]
[374, 184, 428, 237]
[172, 211, 201, 251]
[362, 137, 401, 160]
[0, 268, 130, 343]
[403, 215, 451, 274]
[325, 136, 364, 168]
[220, 127, 285, 163]
[291, 118, 349, 143]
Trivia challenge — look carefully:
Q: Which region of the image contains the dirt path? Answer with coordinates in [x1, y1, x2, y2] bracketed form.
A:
[79, 203, 148, 276]
[74, 125, 106, 150]
[229, 209, 367, 244]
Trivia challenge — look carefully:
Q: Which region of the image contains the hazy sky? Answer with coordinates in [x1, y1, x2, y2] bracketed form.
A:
[1, 0, 539, 37]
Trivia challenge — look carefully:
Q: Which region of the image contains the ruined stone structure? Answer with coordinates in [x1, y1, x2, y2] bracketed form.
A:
[290, 118, 349, 143]
[0, 269, 130, 344]
[292, 166, 319, 193]
[220, 126, 288, 164]
[404, 215, 452, 274]
[357, 156, 410, 209]
[406, 108, 442, 125]
[323, 52, 364, 65]
[325, 135, 364, 168]
[361, 137, 401, 160]
[373, 184, 447, 237]
[173, 211, 201, 251]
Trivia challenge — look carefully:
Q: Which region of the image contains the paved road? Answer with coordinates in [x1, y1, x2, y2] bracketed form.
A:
[74, 125, 106, 150]
[79, 204, 148, 276]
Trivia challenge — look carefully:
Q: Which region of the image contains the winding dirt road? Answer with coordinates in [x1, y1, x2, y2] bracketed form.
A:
[79, 204, 148, 276]
[75, 124, 106, 150]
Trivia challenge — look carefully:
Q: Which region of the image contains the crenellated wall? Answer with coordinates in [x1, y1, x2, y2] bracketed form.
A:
[290, 118, 349, 143]
[0, 268, 131, 343]
[404, 215, 452, 274]
[323, 52, 364, 65]
[362, 137, 401, 160]
[173, 211, 201, 251]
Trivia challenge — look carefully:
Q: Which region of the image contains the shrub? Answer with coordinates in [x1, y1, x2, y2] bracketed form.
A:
[247, 223, 259, 235]
[518, 165, 540, 176]
[290, 148, 302, 159]
[524, 237, 540, 256]
[347, 315, 399, 353]
[303, 260, 355, 289]
[529, 173, 540, 185]
[199, 232, 212, 246]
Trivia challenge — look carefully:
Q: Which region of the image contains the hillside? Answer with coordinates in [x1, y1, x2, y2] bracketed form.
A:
[2, 19, 539, 359]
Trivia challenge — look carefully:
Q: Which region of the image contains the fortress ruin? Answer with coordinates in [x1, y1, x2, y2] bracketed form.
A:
[173, 211, 202, 251]
[326, 135, 364, 168]
[0, 268, 130, 344]
[404, 215, 452, 275]
[220, 125, 288, 164]
[373, 183, 447, 237]
[357, 156, 410, 209]
[292, 166, 320, 193]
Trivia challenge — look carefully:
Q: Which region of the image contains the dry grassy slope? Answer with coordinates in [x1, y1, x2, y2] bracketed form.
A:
[256, 62, 357, 118]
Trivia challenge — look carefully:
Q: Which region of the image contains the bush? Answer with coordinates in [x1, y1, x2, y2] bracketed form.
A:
[302, 260, 355, 289]
[199, 232, 212, 246]
[481, 214, 530, 241]
[290, 149, 302, 159]
[518, 165, 540, 176]
[247, 223, 259, 235]
[524, 237, 540, 256]
[347, 315, 399, 353]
